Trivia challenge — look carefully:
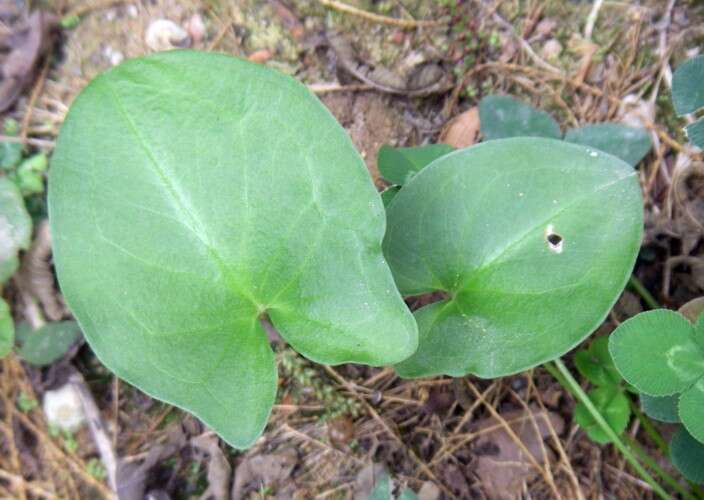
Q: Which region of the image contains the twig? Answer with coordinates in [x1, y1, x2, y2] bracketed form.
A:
[69, 371, 118, 494]
[0, 134, 55, 149]
[20, 56, 50, 147]
[584, 0, 604, 40]
[0, 470, 58, 499]
[308, 82, 372, 94]
[317, 0, 446, 29]
[492, 13, 562, 75]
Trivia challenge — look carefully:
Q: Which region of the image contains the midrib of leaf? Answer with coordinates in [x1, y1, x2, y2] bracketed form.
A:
[101, 80, 261, 312]
[453, 171, 635, 294]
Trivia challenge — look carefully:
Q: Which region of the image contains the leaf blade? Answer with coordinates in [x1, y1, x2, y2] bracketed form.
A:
[479, 95, 561, 141]
[49, 51, 417, 448]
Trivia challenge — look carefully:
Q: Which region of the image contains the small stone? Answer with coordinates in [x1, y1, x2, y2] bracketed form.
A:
[126, 5, 138, 18]
[184, 13, 206, 44]
[43, 384, 86, 432]
[540, 39, 562, 61]
[145, 19, 191, 52]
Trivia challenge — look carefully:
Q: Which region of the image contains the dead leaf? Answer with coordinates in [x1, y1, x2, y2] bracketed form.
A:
[231, 448, 298, 500]
[679, 297, 704, 323]
[439, 107, 480, 149]
[327, 415, 356, 449]
[417, 481, 441, 500]
[248, 49, 272, 64]
[0, 10, 53, 112]
[192, 434, 231, 500]
[473, 406, 564, 500]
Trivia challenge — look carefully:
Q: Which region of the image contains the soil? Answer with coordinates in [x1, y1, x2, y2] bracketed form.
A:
[1, 0, 704, 499]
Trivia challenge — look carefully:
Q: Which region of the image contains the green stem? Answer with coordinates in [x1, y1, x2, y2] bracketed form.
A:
[628, 275, 659, 310]
[624, 436, 696, 500]
[552, 359, 670, 500]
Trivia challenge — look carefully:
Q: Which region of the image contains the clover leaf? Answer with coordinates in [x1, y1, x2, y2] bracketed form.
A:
[672, 55, 704, 149]
[479, 95, 561, 140]
[574, 385, 630, 444]
[670, 426, 704, 484]
[609, 309, 704, 443]
[49, 51, 417, 448]
[378, 144, 454, 186]
[384, 138, 643, 378]
[0, 176, 32, 283]
[574, 336, 622, 387]
[564, 124, 652, 167]
[640, 393, 680, 423]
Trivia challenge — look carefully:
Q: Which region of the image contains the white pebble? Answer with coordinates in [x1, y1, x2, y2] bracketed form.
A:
[145, 19, 190, 52]
[43, 384, 86, 432]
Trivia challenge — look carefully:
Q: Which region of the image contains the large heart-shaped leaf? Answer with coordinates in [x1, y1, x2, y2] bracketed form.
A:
[384, 138, 642, 378]
[672, 55, 704, 149]
[564, 124, 652, 167]
[670, 426, 704, 484]
[378, 144, 454, 186]
[574, 386, 630, 444]
[479, 95, 561, 141]
[49, 51, 417, 448]
[0, 298, 13, 358]
[0, 176, 32, 283]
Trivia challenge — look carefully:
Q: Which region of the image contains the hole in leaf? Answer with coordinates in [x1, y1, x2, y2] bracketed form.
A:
[545, 224, 564, 254]
[547, 233, 562, 246]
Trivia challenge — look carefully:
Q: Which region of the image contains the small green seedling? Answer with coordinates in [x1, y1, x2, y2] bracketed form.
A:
[49, 51, 418, 449]
[672, 55, 704, 148]
[479, 95, 561, 140]
[573, 337, 631, 444]
[609, 309, 704, 444]
[0, 176, 32, 283]
[14, 320, 82, 366]
[478, 95, 652, 167]
[369, 472, 418, 500]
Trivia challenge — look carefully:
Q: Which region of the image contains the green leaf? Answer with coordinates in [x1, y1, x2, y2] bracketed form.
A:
[574, 336, 621, 387]
[574, 386, 630, 444]
[385, 138, 643, 378]
[685, 119, 704, 150]
[640, 393, 680, 423]
[0, 298, 13, 358]
[48, 51, 418, 448]
[380, 186, 400, 207]
[369, 473, 392, 500]
[377, 144, 454, 186]
[672, 55, 704, 115]
[0, 141, 22, 170]
[679, 378, 704, 444]
[609, 310, 704, 396]
[16, 321, 82, 366]
[0, 176, 32, 283]
[479, 95, 561, 141]
[672, 56, 704, 150]
[564, 124, 651, 167]
[670, 426, 704, 484]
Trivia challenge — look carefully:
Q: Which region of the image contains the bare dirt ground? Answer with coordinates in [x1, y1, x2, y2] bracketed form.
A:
[1, 0, 704, 498]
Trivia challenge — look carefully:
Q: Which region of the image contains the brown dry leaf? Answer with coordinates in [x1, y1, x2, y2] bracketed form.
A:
[247, 49, 272, 64]
[0, 10, 53, 112]
[231, 448, 298, 500]
[679, 297, 704, 323]
[439, 107, 480, 149]
[192, 433, 231, 500]
[473, 406, 564, 500]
